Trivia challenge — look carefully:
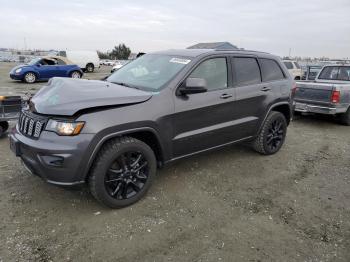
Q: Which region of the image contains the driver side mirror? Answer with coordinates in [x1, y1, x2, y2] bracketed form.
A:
[36, 63, 41, 67]
[178, 77, 207, 95]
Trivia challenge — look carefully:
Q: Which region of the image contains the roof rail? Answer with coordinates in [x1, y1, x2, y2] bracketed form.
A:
[214, 48, 269, 54]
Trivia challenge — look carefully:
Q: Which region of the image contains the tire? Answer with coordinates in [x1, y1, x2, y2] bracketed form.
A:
[88, 136, 157, 208]
[253, 111, 287, 155]
[23, 72, 36, 83]
[86, 63, 94, 73]
[0, 121, 9, 137]
[339, 108, 350, 126]
[295, 76, 301, 80]
[70, 71, 82, 79]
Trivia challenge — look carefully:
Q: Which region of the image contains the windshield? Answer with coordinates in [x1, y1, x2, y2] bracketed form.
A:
[107, 54, 191, 91]
[28, 58, 41, 65]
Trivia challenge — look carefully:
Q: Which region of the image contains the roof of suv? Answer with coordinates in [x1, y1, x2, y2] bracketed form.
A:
[152, 49, 271, 58]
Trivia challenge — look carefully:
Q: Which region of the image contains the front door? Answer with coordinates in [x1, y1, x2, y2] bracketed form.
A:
[172, 57, 239, 158]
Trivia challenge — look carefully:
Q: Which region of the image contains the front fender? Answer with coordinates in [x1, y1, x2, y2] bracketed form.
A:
[76, 125, 165, 181]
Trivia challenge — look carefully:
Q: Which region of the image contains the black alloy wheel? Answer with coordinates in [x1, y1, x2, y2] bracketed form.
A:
[89, 137, 157, 208]
[253, 111, 287, 155]
[105, 151, 149, 200]
[265, 119, 284, 152]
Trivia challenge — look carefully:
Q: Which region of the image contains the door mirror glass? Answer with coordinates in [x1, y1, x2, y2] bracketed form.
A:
[178, 77, 207, 95]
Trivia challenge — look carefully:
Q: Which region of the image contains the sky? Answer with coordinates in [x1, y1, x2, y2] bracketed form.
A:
[0, 0, 349, 58]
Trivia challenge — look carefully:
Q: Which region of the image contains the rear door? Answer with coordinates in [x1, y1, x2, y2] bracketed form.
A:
[172, 56, 239, 157]
[232, 57, 287, 136]
[230, 56, 270, 137]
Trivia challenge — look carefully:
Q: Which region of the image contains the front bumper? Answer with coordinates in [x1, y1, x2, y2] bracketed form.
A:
[9, 125, 95, 186]
[293, 102, 340, 115]
[9, 73, 23, 81]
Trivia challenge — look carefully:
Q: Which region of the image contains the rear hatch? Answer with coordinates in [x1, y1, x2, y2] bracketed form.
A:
[294, 82, 334, 105]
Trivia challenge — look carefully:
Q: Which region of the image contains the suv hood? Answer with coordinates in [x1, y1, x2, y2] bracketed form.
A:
[30, 78, 152, 116]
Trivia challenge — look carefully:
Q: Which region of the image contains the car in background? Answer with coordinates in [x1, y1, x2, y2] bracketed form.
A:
[283, 60, 303, 80]
[9, 56, 83, 83]
[294, 65, 350, 125]
[59, 50, 100, 73]
[111, 60, 130, 73]
[302, 65, 323, 80]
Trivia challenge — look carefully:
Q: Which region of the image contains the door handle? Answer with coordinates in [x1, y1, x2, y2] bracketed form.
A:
[261, 87, 271, 92]
[220, 94, 233, 99]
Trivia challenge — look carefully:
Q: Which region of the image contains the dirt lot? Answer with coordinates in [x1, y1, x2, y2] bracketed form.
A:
[0, 62, 349, 261]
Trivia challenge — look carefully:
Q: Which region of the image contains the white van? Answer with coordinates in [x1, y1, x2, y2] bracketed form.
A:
[59, 50, 100, 73]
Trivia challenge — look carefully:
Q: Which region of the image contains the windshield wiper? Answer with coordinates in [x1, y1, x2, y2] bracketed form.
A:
[111, 81, 139, 90]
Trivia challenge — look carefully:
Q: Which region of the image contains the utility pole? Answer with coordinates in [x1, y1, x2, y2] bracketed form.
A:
[23, 37, 27, 50]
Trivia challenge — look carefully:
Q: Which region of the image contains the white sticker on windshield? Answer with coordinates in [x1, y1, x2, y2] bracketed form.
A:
[169, 58, 191, 65]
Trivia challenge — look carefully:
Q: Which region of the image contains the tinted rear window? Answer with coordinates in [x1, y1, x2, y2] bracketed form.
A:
[318, 66, 350, 81]
[233, 57, 261, 86]
[260, 59, 285, 81]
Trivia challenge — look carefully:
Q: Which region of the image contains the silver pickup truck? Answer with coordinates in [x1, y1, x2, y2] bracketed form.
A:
[294, 65, 350, 125]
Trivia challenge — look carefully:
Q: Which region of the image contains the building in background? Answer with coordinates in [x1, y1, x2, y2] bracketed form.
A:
[187, 42, 238, 50]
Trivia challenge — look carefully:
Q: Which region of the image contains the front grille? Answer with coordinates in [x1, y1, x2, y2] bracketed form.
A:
[18, 111, 47, 139]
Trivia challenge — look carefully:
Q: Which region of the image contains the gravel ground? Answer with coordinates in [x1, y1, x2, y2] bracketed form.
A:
[0, 62, 349, 261]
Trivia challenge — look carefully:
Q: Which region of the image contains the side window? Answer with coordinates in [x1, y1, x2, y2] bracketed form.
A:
[338, 67, 350, 81]
[56, 58, 66, 65]
[283, 61, 293, 69]
[41, 59, 56, 65]
[189, 58, 227, 91]
[260, 59, 285, 82]
[233, 57, 261, 86]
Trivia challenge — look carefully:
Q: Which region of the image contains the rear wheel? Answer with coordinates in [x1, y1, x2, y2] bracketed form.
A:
[0, 121, 9, 137]
[86, 63, 94, 73]
[253, 111, 287, 155]
[23, 72, 36, 83]
[70, 71, 82, 79]
[339, 108, 350, 126]
[89, 136, 157, 208]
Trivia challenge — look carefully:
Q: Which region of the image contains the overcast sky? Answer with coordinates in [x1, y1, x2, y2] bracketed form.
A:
[0, 0, 349, 58]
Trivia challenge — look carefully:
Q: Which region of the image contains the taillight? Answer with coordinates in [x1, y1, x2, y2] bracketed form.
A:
[331, 90, 340, 103]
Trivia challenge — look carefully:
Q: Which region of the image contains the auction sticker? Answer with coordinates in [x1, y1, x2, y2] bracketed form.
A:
[169, 58, 191, 64]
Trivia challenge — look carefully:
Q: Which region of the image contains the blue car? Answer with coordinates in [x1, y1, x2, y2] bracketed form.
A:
[10, 56, 83, 83]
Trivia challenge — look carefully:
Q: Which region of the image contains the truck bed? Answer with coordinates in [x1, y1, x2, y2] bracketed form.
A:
[294, 81, 350, 114]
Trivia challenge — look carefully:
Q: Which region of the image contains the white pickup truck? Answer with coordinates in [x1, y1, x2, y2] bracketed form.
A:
[294, 65, 350, 125]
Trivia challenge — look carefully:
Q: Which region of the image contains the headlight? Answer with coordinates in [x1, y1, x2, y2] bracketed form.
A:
[15, 68, 22, 73]
[46, 120, 85, 136]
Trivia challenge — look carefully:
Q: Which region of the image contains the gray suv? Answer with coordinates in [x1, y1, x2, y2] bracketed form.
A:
[9, 49, 294, 208]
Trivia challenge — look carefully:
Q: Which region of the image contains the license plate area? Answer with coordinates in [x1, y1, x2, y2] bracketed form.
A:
[9, 135, 21, 156]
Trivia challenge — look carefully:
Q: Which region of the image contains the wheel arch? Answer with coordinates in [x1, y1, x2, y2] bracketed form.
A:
[23, 70, 40, 80]
[83, 127, 165, 181]
[258, 102, 292, 133]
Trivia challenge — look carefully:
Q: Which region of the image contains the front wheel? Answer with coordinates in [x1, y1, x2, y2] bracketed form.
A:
[23, 72, 36, 83]
[253, 111, 287, 155]
[70, 71, 82, 79]
[88, 137, 157, 208]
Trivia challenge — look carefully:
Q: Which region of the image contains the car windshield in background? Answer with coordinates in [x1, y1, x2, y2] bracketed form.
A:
[283, 61, 293, 69]
[318, 66, 350, 81]
[28, 58, 41, 65]
[107, 54, 191, 91]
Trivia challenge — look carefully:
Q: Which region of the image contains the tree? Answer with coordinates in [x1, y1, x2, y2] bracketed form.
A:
[110, 44, 131, 60]
[97, 50, 110, 59]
